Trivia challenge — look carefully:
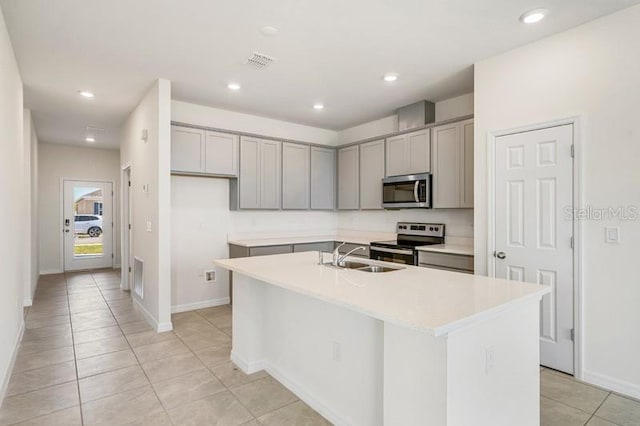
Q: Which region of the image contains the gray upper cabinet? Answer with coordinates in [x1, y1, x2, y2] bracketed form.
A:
[432, 119, 474, 209]
[338, 145, 359, 210]
[171, 125, 238, 177]
[310, 147, 336, 210]
[359, 139, 385, 209]
[204, 131, 238, 176]
[385, 129, 430, 177]
[239, 136, 281, 209]
[282, 142, 310, 210]
[259, 139, 282, 209]
[171, 126, 205, 173]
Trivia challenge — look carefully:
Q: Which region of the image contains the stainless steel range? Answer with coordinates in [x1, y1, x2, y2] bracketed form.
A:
[369, 222, 445, 265]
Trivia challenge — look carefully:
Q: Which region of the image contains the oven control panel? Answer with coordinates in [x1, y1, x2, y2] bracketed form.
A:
[396, 222, 445, 237]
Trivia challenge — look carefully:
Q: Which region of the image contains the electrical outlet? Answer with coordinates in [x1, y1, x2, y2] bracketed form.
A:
[204, 269, 216, 283]
[146, 221, 152, 232]
[605, 227, 620, 244]
[485, 346, 495, 375]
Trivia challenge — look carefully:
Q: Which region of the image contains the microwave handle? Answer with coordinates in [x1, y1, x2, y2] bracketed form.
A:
[413, 181, 419, 203]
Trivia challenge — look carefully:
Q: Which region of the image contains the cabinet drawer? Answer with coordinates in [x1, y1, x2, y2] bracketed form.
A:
[249, 245, 293, 257]
[293, 242, 334, 253]
[418, 251, 474, 271]
[334, 242, 370, 258]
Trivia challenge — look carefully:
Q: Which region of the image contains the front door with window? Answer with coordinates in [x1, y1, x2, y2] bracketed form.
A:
[493, 124, 575, 374]
[63, 180, 114, 271]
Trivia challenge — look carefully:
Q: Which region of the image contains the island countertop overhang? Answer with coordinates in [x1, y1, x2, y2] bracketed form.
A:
[214, 252, 550, 337]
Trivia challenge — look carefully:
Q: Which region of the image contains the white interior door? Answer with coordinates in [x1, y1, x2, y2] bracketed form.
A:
[63, 180, 114, 271]
[494, 124, 574, 374]
[121, 168, 132, 290]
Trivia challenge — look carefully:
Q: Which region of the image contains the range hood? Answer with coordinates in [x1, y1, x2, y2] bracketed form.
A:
[396, 100, 436, 131]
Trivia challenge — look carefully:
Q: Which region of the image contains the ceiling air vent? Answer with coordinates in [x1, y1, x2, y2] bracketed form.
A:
[245, 52, 275, 70]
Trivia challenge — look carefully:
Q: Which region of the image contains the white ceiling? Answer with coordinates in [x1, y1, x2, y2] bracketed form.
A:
[2, 0, 639, 149]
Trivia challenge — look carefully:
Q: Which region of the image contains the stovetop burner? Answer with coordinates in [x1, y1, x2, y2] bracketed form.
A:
[370, 222, 446, 250]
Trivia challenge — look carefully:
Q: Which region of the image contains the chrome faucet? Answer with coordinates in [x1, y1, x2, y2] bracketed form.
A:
[332, 242, 366, 267]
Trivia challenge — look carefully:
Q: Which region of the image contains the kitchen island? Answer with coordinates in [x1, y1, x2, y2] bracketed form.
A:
[214, 252, 549, 426]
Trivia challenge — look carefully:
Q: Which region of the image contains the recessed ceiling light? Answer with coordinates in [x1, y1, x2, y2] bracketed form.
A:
[227, 83, 241, 91]
[78, 90, 95, 98]
[313, 104, 324, 110]
[85, 136, 96, 143]
[383, 73, 398, 82]
[261, 26, 279, 36]
[520, 8, 548, 24]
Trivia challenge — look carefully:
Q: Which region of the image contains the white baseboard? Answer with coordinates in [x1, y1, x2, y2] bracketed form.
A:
[40, 269, 63, 275]
[0, 320, 25, 404]
[23, 299, 33, 307]
[171, 297, 231, 314]
[132, 297, 173, 334]
[583, 369, 640, 400]
[230, 351, 346, 426]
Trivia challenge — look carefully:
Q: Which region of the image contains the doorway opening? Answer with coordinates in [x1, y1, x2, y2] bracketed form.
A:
[63, 179, 114, 271]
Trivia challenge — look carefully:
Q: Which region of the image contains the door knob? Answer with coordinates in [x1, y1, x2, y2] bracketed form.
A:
[495, 251, 506, 259]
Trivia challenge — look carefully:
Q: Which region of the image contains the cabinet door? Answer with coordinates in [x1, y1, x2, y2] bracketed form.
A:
[359, 139, 385, 209]
[204, 131, 238, 176]
[432, 123, 461, 208]
[407, 129, 431, 174]
[282, 142, 310, 210]
[171, 126, 204, 172]
[310, 147, 336, 210]
[337, 145, 359, 210]
[460, 119, 474, 208]
[239, 136, 261, 209]
[385, 134, 406, 177]
[259, 140, 282, 209]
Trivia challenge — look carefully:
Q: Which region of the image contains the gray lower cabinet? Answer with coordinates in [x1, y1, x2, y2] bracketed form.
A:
[293, 241, 335, 253]
[310, 147, 336, 210]
[359, 139, 385, 209]
[238, 136, 282, 209]
[282, 143, 310, 210]
[418, 251, 474, 273]
[431, 119, 474, 208]
[338, 145, 359, 210]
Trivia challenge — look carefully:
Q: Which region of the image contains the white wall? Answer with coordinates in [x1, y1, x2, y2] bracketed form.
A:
[38, 143, 121, 274]
[474, 4, 640, 398]
[23, 109, 39, 304]
[170, 101, 339, 310]
[338, 93, 474, 144]
[0, 5, 26, 402]
[121, 79, 172, 331]
[171, 176, 337, 310]
[172, 100, 339, 146]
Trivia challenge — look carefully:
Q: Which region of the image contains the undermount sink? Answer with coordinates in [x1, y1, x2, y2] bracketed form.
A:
[337, 260, 369, 269]
[332, 260, 404, 273]
[356, 265, 400, 273]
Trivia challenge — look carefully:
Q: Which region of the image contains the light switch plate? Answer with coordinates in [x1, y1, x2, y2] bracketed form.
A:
[605, 227, 620, 244]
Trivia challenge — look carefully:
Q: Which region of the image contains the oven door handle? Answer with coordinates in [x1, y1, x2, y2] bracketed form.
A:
[371, 246, 414, 256]
[413, 181, 420, 203]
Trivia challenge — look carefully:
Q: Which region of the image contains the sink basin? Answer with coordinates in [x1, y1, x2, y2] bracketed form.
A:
[356, 265, 402, 273]
[337, 260, 370, 269]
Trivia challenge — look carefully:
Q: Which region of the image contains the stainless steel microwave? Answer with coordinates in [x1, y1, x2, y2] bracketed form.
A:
[382, 173, 432, 209]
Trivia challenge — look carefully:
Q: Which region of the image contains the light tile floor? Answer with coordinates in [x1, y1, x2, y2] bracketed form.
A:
[1, 269, 639, 425]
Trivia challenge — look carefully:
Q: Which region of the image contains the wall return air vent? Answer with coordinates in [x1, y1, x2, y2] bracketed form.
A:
[245, 52, 275, 70]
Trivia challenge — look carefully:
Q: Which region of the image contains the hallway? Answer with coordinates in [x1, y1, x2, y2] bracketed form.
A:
[0, 270, 328, 425]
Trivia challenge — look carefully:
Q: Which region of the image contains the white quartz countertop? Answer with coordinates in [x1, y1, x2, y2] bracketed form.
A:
[214, 252, 549, 336]
[415, 244, 474, 256]
[227, 232, 394, 247]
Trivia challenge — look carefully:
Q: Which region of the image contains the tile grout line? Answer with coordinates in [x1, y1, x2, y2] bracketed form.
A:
[92, 272, 175, 424]
[583, 392, 616, 426]
[64, 272, 86, 426]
